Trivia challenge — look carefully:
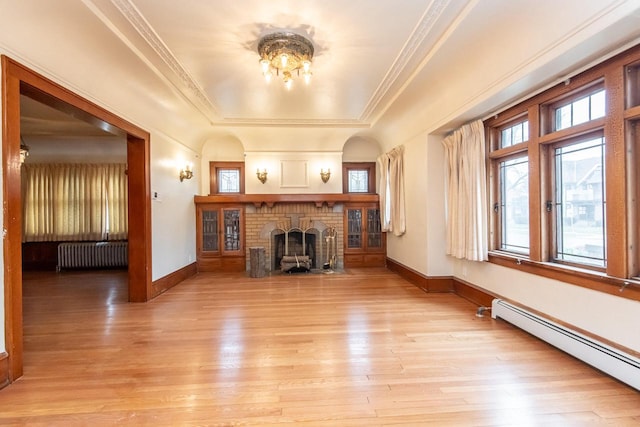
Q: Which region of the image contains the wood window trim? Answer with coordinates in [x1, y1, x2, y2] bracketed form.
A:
[488, 251, 640, 302]
[209, 161, 245, 195]
[342, 162, 376, 194]
[485, 43, 640, 302]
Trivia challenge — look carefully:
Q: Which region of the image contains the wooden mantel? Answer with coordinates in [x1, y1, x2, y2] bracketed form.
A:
[194, 193, 379, 208]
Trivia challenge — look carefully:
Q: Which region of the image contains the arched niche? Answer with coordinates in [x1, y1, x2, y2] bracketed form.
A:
[200, 135, 245, 195]
[342, 136, 381, 162]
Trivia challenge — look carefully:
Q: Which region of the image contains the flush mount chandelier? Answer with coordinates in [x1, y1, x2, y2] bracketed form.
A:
[258, 32, 314, 89]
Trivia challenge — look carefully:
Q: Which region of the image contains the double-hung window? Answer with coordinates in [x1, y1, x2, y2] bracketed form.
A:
[490, 118, 530, 256]
[485, 44, 640, 299]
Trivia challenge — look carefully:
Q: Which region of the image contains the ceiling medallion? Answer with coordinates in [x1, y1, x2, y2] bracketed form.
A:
[258, 32, 314, 90]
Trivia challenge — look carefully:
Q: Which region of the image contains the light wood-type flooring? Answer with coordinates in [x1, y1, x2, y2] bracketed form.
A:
[0, 268, 639, 426]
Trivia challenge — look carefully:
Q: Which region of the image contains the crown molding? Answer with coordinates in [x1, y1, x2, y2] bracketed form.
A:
[108, 0, 220, 118]
[359, 0, 450, 123]
[213, 118, 370, 128]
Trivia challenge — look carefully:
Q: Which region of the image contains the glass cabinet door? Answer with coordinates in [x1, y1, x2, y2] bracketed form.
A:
[346, 208, 363, 249]
[201, 209, 219, 253]
[222, 208, 242, 253]
[366, 208, 382, 249]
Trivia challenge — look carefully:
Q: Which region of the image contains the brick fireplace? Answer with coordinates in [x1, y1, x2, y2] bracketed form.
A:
[244, 203, 344, 272]
[194, 193, 381, 273]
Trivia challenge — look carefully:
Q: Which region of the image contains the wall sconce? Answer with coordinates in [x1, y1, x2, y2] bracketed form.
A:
[19, 136, 30, 164]
[320, 168, 331, 183]
[179, 163, 193, 182]
[256, 168, 268, 184]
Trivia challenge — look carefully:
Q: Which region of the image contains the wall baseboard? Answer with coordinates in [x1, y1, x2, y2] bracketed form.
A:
[386, 258, 453, 292]
[453, 277, 496, 308]
[385, 257, 496, 306]
[151, 262, 197, 299]
[0, 352, 9, 391]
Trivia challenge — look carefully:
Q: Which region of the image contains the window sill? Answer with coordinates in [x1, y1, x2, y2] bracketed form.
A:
[487, 251, 640, 302]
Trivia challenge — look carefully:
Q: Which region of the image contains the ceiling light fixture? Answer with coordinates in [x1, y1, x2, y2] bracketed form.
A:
[258, 32, 314, 90]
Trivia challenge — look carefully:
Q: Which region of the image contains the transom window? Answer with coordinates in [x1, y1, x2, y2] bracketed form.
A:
[348, 170, 369, 193]
[554, 89, 605, 131]
[342, 162, 375, 194]
[218, 169, 240, 193]
[209, 161, 245, 195]
[500, 120, 529, 148]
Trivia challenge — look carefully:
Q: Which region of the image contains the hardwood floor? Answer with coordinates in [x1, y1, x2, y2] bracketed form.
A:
[0, 268, 638, 426]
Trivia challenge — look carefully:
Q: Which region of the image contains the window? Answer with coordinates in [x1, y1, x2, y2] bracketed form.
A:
[553, 136, 606, 267]
[209, 161, 245, 194]
[500, 120, 529, 148]
[499, 156, 529, 254]
[554, 89, 605, 131]
[485, 43, 640, 298]
[22, 163, 128, 242]
[490, 117, 530, 256]
[342, 162, 375, 193]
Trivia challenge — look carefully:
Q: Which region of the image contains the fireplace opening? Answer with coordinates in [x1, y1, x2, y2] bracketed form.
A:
[273, 230, 319, 272]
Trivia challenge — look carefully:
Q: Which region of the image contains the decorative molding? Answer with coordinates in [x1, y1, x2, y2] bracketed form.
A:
[109, 0, 219, 117]
[194, 193, 379, 209]
[360, 0, 449, 122]
[0, 352, 9, 390]
[151, 262, 197, 299]
[386, 257, 453, 292]
[213, 118, 370, 128]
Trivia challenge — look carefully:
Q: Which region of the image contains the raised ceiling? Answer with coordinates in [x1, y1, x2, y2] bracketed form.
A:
[86, 0, 470, 127]
[11, 0, 640, 151]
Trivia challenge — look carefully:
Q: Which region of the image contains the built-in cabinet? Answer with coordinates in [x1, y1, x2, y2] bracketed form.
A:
[196, 204, 245, 272]
[343, 203, 386, 267]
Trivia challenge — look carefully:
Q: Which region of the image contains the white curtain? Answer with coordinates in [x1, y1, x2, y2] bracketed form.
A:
[442, 120, 488, 261]
[377, 145, 406, 236]
[22, 163, 128, 242]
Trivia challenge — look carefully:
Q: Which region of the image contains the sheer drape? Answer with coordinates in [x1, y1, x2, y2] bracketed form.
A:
[22, 163, 128, 242]
[442, 120, 488, 261]
[377, 145, 406, 236]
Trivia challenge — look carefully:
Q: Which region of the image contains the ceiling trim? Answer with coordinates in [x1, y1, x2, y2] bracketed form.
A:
[212, 118, 370, 128]
[359, 0, 451, 123]
[108, 0, 220, 117]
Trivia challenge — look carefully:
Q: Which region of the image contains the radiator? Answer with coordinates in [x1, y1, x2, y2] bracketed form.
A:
[491, 298, 640, 391]
[57, 241, 128, 270]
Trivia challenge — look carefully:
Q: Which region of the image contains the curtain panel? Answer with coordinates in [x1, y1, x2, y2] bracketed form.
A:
[442, 120, 488, 261]
[22, 163, 128, 242]
[377, 145, 406, 237]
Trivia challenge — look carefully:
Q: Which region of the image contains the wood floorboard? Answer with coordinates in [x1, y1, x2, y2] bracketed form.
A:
[0, 268, 638, 426]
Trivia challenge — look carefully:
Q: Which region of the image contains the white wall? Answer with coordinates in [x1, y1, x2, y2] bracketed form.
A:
[455, 260, 640, 351]
[150, 136, 199, 280]
[370, 2, 640, 353]
[244, 151, 342, 194]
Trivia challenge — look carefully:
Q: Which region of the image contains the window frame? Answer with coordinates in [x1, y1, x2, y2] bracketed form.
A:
[209, 161, 245, 195]
[484, 43, 640, 303]
[342, 162, 376, 194]
[548, 131, 607, 272]
[496, 153, 530, 255]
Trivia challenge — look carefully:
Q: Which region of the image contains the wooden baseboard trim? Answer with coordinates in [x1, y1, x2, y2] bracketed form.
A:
[151, 262, 197, 299]
[386, 258, 453, 292]
[0, 352, 9, 390]
[453, 277, 497, 308]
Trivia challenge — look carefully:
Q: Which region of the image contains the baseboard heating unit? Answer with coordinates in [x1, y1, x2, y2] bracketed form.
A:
[57, 241, 128, 271]
[491, 298, 640, 390]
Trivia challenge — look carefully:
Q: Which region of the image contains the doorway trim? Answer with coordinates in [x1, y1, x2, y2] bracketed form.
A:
[2, 56, 153, 382]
